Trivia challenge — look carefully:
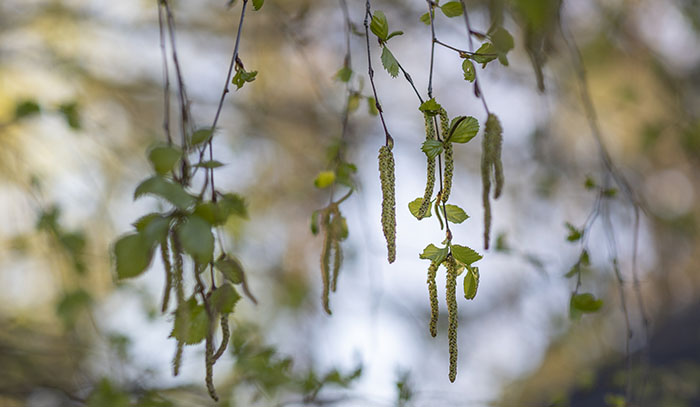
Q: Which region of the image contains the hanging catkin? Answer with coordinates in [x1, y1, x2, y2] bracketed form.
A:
[481, 113, 503, 250]
[320, 210, 332, 314]
[205, 333, 218, 401]
[417, 113, 437, 219]
[170, 233, 186, 376]
[378, 145, 396, 263]
[213, 314, 230, 361]
[331, 239, 343, 292]
[439, 109, 453, 204]
[160, 237, 173, 313]
[488, 114, 504, 198]
[445, 255, 459, 382]
[427, 261, 439, 337]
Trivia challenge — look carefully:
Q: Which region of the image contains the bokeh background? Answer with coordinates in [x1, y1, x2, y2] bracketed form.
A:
[1, 0, 699, 406]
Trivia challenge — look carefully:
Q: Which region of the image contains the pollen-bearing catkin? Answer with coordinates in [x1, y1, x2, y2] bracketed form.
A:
[205, 334, 218, 401]
[331, 239, 343, 292]
[378, 145, 396, 263]
[439, 109, 453, 204]
[320, 210, 332, 314]
[427, 261, 439, 337]
[481, 113, 504, 249]
[481, 132, 493, 250]
[445, 255, 459, 382]
[160, 237, 173, 313]
[418, 113, 436, 219]
[487, 114, 504, 199]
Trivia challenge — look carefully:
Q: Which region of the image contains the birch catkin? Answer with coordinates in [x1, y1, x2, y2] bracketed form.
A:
[445, 255, 459, 382]
[160, 237, 173, 313]
[418, 113, 437, 219]
[378, 145, 396, 263]
[439, 109, 453, 204]
[320, 210, 332, 314]
[427, 261, 439, 337]
[331, 239, 343, 292]
[488, 114, 504, 198]
[481, 113, 503, 249]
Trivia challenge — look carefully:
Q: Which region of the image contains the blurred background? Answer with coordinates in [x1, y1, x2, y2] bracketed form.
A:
[1, 0, 699, 406]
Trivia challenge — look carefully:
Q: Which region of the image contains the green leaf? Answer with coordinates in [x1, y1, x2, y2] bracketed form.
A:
[87, 379, 130, 407]
[310, 210, 320, 235]
[191, 128, 213, 146]
[463, 267, 479, 300]
[444, 204, 468, 223]
[419, 244, 449, 265]
[59, 102, 81, 130]
[139, 214, 170, 246]
[211, 283, 241, 314]
[418, 98, 442, 116]
[419, 11, 431, 25]
[462, 59, 475, 82]
[570, 293, 603, 313]
[252, 0, 264, 10]
[380, 47, 399, 78]
[490, 27, 514, 53]
[171, 297, 209, 345]
[177, 215, 214, 264]
[451, 244, 482, 265]
[113, 233, 154, 279]
[386, 30, 404, 41]
[314, 171, 336, 188]
[215, 255, 244, 284]
[440, 1, 463, 17]
[148, 145, 182, 175]
[218, 193, 248, 219]
[408, 197, 432, 218]
[472, 42, 498, 66]
[565, 222, 582, 242]
[14, 100, 41, 119]
[335, 66, 352, 82]
[584, 176, 596, 190]
[194, 160, 224, 169]
[447, 116, 479, 143]
[367, 97, 379, 116]
[421, 139, 443, 159]
[370, 11, 389, 40]
[232, 67, 258, 90]
[348, 93, 361, 112]
[580, 249, 590, 266]
[134, 176, 196, 210]
[56, 289, 92, 327]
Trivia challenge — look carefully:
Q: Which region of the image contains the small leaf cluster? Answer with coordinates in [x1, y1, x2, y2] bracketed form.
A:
[369, 11, 404, 78]
[112, 122, 254, 400]
[311, 201, 349, 315]
[420, 241, 482, 382]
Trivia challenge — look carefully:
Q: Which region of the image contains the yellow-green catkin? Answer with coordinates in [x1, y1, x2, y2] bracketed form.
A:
[331, 239, 342, 292]
[427, 261, 439, 337]
[487, 114, 504, 198]
[378, 145, 396, 263]
[205, 333, 218, 401]
[445, 255, 459, 382]
[213, 314, 230, 361]
[439, 109, 453, 204]
[418, 113, 437, 219]
[481, 131, 493, 250]
[160, 237, 173, 313]
[320, 210, 332, 314]
[481, 113, 504, 250]
[171, 233, 185, 376]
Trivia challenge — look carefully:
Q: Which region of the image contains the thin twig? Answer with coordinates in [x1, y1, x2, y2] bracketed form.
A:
[364, 0, 393, 147]
[157, 2, 172, 144]
[458, 1, 490, 115]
